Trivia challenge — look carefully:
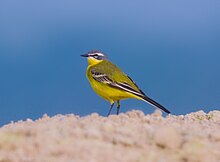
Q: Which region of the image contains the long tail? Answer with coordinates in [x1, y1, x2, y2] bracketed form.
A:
[141, 95, 171, 114]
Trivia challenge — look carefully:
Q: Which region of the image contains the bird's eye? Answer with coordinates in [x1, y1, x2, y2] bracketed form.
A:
[93, 55, 99, 59]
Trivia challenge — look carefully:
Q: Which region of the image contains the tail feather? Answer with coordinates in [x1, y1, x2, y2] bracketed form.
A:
[141, 95, 171, 114]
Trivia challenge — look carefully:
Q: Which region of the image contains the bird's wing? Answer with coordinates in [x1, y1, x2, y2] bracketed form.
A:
[91, 60, 145, 97]
[90, 60, 171, 114]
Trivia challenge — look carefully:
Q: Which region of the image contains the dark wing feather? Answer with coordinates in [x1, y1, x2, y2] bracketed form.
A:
[126, 75, 146, 96]
[91, 71, 113, 84]
[91, 70, 145, 97]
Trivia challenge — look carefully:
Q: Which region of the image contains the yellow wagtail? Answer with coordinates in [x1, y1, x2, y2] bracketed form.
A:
[81, 50, 170, 116]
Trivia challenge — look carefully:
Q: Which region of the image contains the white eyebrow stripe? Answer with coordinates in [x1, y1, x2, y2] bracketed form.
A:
[88, 53, 104, 57]
[95, 53, 104, 56]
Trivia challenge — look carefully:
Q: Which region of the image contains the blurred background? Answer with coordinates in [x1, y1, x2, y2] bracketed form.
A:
[0, 0, 219, 125]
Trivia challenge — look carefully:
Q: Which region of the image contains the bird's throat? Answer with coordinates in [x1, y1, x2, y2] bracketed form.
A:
[87, 58, 103, 66]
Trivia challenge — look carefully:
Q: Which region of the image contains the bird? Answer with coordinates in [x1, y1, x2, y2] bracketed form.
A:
[81, 50, 170, 116]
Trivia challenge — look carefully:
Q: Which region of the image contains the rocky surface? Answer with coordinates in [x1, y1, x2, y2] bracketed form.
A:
[0, 110, 220, 162]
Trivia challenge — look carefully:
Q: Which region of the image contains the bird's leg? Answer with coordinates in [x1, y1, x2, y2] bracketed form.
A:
[107, 103, 114, 116]
[116, 100, 120, 115]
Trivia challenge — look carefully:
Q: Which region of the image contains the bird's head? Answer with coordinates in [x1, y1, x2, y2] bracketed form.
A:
[81, 50, 108, 65]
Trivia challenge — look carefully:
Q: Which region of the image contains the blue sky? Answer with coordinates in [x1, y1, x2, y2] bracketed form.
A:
[0, 0, 219, 125]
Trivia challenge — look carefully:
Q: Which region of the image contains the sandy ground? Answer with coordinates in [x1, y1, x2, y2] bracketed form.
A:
[0, 110, 219, 162]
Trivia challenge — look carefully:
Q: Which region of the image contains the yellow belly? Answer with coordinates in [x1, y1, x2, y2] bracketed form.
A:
[88, 77, 140, 104]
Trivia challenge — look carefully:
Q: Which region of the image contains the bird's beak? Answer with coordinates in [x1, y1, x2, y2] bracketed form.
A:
[80, 54, 89, 57]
